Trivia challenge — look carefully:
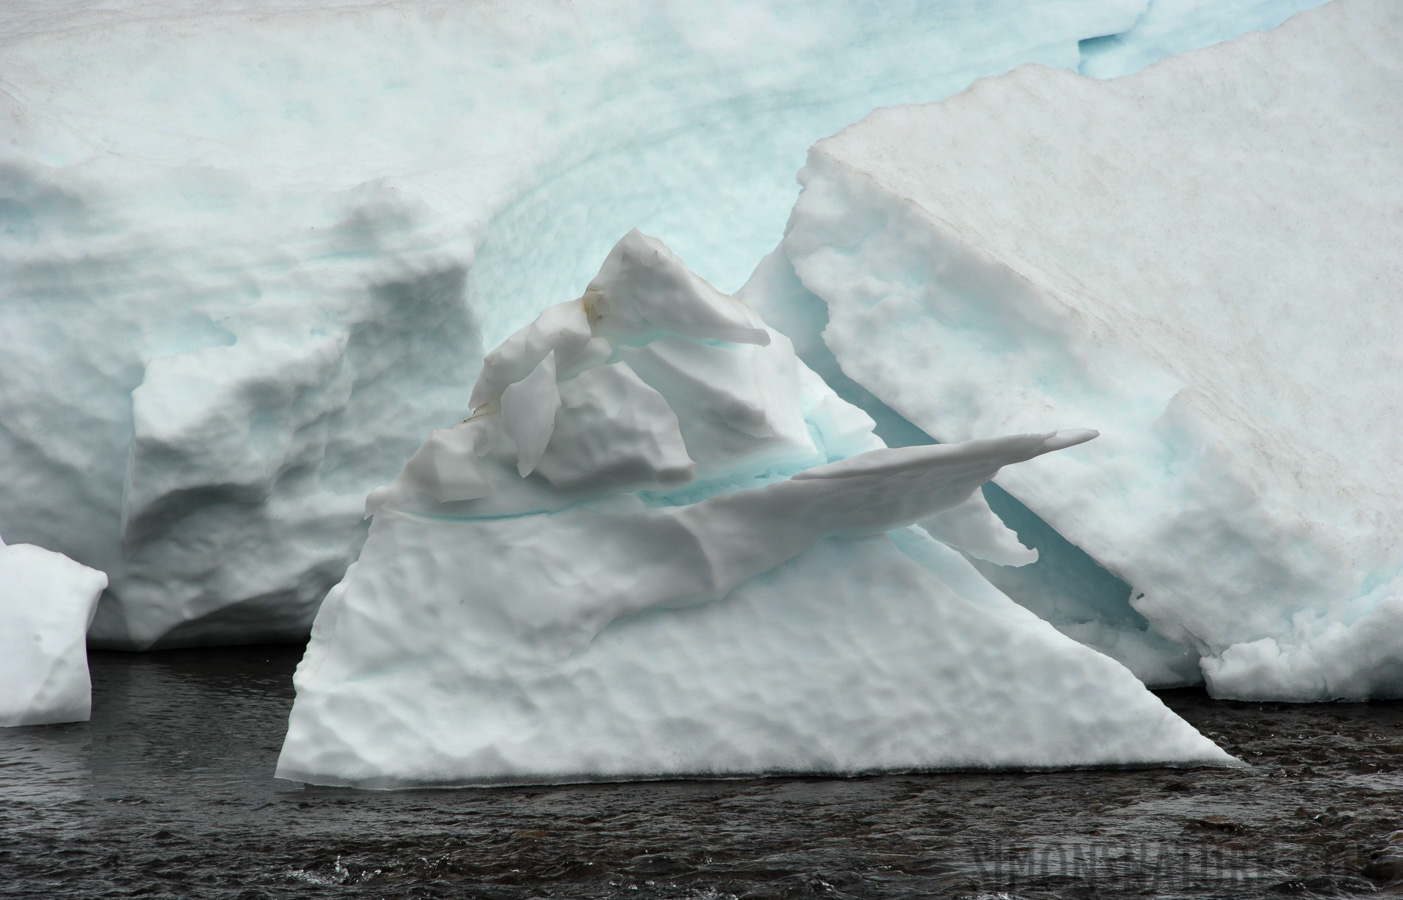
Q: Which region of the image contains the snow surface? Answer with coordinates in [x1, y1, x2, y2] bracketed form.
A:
[779, 0, 1403, 701]
[276, 232, 1232, 787]
[0, 534, 108, 727]
[0, 0, 1326, 648]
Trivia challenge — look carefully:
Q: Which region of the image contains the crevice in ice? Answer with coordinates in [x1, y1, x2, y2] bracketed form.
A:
[1076, 33, 1130, 71]
[1075, 0, 1151, 75]
[979, 484, 1140, 628]
[735, 246, 1190, 684]
[1077, 0, 1331, 79]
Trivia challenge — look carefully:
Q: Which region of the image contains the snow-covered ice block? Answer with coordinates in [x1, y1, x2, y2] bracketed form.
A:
[1, 0, 1323, 649]
[780, 0, 1403, 700]
[0, 535, 108, 727]
[276, 232, 1231, 787]
[738, 251, 1202, 689]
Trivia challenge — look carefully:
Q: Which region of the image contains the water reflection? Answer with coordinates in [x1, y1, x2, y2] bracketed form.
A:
[0, 721, 90, 804]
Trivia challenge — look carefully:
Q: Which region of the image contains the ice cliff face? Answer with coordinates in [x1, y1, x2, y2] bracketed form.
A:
[0, 534, 107, 727]
[276, 232, 1231, 787]
[0, 0, 1326, 648]
[776, 0, 1403, 701]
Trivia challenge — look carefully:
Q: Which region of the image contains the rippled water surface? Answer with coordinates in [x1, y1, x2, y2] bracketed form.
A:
[3, 646, 1403, 899]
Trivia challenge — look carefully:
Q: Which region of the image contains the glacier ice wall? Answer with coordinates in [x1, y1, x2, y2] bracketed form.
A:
[779, 0, 1403, 701]
[277, 231, 1230, 787]
[0, 534, 108, 727]
[0, 0, 1326, 647]
[0, 0, 1135, 648]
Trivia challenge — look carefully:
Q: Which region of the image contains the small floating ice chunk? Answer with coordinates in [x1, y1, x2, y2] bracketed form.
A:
[1, 534, 108, 727]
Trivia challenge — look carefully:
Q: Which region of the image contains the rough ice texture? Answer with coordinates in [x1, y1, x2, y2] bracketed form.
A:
[1, 0, 1328, 649]
[0, 534, 108, 727]
[276, 232, 1230, 787]
[780, 0, 1403, 701]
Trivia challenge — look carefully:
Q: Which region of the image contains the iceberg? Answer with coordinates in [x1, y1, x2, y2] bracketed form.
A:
[777, 0, 1403, 700]
[0, 535, 108, 727]
[0, 0, 1326, 649]
[276, 232, 1232, 787]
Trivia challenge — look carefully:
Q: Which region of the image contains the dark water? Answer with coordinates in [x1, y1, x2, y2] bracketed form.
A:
[2, 647, 1402, 899]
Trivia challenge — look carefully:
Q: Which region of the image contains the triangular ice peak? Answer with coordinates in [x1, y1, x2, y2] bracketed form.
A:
[278, 232, 1231, 788]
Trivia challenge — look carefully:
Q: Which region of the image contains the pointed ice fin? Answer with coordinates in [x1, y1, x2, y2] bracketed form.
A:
[586, 230, 770, 346]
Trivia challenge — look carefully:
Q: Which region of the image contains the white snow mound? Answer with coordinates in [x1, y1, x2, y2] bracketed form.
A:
[275, 232, 1231, 788]
[0, 534, 108, 727]
[781, 0, 1403, 700]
